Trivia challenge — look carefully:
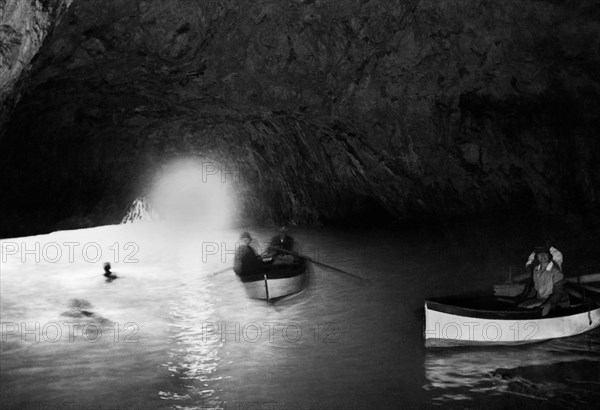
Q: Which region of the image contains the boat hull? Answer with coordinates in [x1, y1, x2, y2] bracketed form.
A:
[424, 297, 600, 348]
[238, 261, 308, 300]
[242, 271, 308, 299]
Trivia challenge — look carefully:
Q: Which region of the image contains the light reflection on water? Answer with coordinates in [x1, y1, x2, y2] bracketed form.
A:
[424, 333, 600, 407]
[1, 223, 599, 409]
[159, 273, 223, 408]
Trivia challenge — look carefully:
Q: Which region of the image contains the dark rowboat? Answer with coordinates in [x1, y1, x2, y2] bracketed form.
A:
[424, 288, 600, 348]
[238, 259, 308, 301]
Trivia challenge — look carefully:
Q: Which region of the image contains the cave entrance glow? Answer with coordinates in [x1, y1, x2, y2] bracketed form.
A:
[149, 158, 236, 229]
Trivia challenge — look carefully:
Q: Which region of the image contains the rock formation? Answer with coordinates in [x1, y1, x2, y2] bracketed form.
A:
[1, 0, 73, 129]
[1, 0, 599, 236]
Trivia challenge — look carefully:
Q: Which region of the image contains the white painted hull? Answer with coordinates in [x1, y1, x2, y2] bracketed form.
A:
[424, 301, 600, 347]
[242, 271, 308, 300]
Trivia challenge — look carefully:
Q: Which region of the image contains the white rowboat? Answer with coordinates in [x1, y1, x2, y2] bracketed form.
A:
[238, 260, 308, 301]
[424, 292, 600, 348]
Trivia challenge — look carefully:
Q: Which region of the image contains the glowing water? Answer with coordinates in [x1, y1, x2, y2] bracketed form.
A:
[1, 224, 598, 409]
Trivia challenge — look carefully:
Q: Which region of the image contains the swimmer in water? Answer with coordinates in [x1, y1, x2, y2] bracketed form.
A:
[103, 262, 118, 282]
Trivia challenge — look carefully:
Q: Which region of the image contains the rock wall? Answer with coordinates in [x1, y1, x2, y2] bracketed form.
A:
[0, 0, 72, 130]
[1, 0, 599, 235]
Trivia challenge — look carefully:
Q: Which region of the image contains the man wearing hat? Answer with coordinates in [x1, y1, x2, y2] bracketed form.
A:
[518, 247, 567, 316]
[233, 232, 263, 277]
[525, 242, 563, 273]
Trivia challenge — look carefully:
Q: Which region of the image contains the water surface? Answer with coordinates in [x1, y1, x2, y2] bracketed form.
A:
[1, 223, 599, 409]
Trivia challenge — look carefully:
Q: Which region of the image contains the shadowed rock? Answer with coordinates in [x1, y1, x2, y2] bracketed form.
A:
[1, 0, 599, 235]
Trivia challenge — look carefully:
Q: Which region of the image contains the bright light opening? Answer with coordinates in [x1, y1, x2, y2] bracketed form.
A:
[149, 158, 235, 229]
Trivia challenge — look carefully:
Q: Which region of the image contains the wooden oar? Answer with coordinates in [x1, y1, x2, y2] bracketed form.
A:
[493, 283, 525, 297]
[564, 284, 584, 300]
[210, 267, 232, 276]
[565, 273, 600, 284]
[270, 245, 370, 283]
[581, 284, 600, 293]
[565, 274, 600, 307]
[564, 282, 600, 317]
[496, 273, 600, 297]
[495, 296, 520, 305]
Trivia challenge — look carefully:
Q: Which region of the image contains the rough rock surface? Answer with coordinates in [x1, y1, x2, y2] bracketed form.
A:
[0, 0, 72, 129]
[1, 0, 599, 235]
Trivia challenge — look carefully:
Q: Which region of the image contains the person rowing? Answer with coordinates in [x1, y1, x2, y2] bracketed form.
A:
[265, 226, 297, 265]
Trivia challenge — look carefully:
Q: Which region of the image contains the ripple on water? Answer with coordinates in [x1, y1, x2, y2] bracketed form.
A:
[159, 274, 224, 409]
[3, 224, 600, 409]
[423, 328, 600, 406]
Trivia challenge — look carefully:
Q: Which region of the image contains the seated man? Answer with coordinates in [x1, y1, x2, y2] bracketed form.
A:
[525, 243, 563, 272]
[511, 243, 563, 284]
[518, 247, 568, 316]
[233, 232, 264, 277]
[266, 226, 296, 265]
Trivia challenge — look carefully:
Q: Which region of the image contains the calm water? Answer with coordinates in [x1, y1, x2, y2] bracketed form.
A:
[1, 223, 599, 409]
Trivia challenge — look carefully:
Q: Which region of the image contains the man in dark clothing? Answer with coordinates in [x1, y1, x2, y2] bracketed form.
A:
[268, 226, 295, 254]
[266, 226, 296, 264]
[233, 232, 263, 277]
